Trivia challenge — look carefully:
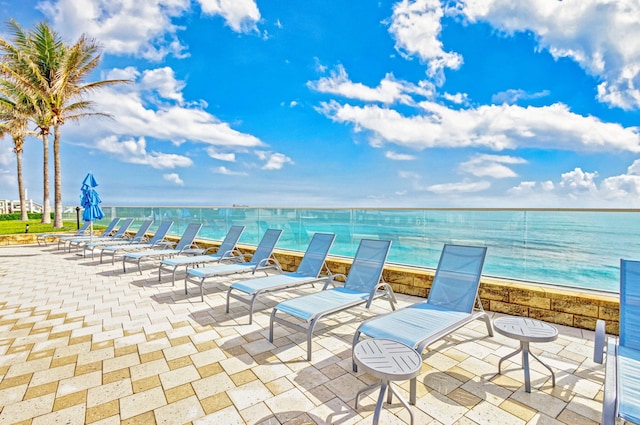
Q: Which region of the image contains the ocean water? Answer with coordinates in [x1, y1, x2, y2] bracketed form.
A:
[97, 207, 640, 292]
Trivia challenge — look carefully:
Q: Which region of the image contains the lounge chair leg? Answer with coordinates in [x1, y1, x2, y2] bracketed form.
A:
[200, 278, 205, 302]
[248, 294, 257, 325]
[307, 318, 321, 361]
[483, 314, 494, 337]
[269, 310, 276, 342]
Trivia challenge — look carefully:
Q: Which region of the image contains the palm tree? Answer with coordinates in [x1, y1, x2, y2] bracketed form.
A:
[0, 84, 33, 221]
[0, 20, 128, 228]
[0, 20, 57, 224]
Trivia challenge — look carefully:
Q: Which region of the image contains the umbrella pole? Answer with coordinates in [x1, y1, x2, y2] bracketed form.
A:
[90, 221, 93, 242]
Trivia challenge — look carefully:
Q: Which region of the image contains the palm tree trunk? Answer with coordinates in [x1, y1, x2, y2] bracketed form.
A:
[53, 125, 62, 228]
[16, 149, 28, 221]
[41, 134, 51, 224]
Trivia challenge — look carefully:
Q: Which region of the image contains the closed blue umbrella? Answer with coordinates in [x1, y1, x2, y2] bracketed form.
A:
[80, 173, 104, 241]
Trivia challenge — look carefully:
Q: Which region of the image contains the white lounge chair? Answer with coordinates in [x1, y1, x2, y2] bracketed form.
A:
[99, 221, 174, 264]
[184, 229, 283, 301]
[352, 244, 491, 404]
[67, 218, 134, 253]
[37, 221, 91, 246]
[82, 219, 153, 259]
[158, 225, 245, 285]
[594, 259, 640, 425]
[122, 223, 203, 273]
[58, 217, 120, 250]
[269, 239, 395, 361]
[226, 232, 336, 324]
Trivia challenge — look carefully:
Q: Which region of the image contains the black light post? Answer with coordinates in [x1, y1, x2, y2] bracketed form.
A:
[75, 206, 81, 229]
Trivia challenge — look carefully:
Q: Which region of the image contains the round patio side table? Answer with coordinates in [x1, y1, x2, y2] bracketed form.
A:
[353, 338, 422, 425]
[493, 316, 558, 393]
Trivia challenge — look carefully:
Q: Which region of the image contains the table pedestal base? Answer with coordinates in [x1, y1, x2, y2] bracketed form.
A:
[498, 341, 556, 393]
[355, 379, 414, 425]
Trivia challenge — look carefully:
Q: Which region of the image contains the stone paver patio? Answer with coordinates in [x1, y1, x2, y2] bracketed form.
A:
[0, 243, 605, 424]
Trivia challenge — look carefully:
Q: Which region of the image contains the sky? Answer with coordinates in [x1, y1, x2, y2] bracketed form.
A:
[1, 0, 640, 208]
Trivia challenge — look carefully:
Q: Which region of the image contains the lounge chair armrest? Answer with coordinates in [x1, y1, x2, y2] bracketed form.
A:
[594, 319, 607, 364]
[254, 257, 282, 273]
[203, 246, 219, 254]
[322, 274, 346, 290]
[231, 253, 251, 263]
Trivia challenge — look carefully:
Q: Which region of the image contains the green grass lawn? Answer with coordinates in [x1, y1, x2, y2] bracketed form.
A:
[0, 219, 98, 235]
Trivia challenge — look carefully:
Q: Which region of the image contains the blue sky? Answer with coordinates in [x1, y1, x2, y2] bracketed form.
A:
[1, 0, 640, 208]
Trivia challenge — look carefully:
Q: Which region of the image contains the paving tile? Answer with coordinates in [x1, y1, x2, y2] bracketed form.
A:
[32, 403, 86, 425]
[227, 379, 273, 410]
[0, 392, 56, 424]
[55, 370, 101, 397]
[193, 405, 245, 425]
[159, 364, 201, 390]
[119, 385, 167, 420]
[154, 394, 205, 425]
[87, 378, 133, 407]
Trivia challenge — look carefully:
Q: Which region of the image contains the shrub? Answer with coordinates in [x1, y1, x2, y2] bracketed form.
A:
[0, 212, 54, 221]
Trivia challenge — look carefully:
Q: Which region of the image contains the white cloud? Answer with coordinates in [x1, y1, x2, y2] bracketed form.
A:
[558, 167, 599, 195]
[386, 151, 416, 160]
[206, 148, 236, 162]
[460, 154, 527, 178]
[442, 92, 469, 105]
[38, 0, 190, 61]
[38, 0, 261, 61]
[318, 100, 640, 153]
[163, 173, 184, 185]
[77, 66, 265, 149]
[139, 67, 185, 103]
[506, 165, 640, 206]
[255, 151, 294, 170]
[213, 166, 248, 175]
[308, 65, 433, 104]
[389, 0, 463, 84]
[491, 89, 550, 105]
[94, 135, 193, 169]
[458, 0, 640, 109]
[196, 0, 261, 33]
[426, 180, 491, 194]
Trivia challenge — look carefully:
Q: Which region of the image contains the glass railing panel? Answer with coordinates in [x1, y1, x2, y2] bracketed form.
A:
[71, 206, 639, 292]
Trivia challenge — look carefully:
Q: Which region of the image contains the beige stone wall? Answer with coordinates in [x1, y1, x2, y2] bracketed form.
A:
[4, 233, 621, 334]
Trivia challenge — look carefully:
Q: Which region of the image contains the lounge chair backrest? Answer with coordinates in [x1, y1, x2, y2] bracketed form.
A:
[131, 220, 153, 242]
[217, 226, 246, 254]
[111, 218, 135, 238]
[75, 221, 92, 235]
[246, 229, 282, 265]
[96, 218, 120, 236]
[148, 221, 174, 245]
[427, 244, 487, 313]
[296, 233, 336, 277]
[175, 223, 203, 250]
[344, 239, 391, 293]
[620, 259, 640, 350]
